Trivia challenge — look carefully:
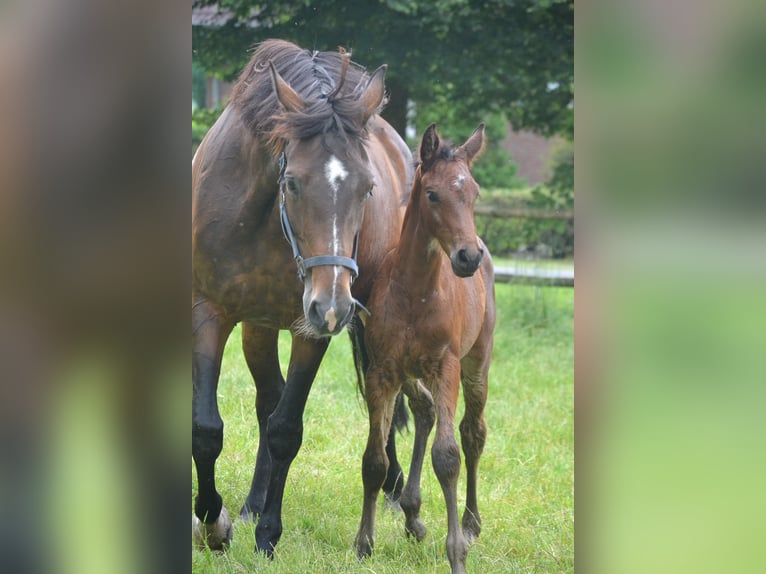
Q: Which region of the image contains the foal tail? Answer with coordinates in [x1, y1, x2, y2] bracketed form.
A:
[349, 315, 409, 433]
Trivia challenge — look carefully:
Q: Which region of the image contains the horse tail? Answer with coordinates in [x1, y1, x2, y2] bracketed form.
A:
[349, 315, 409, 433]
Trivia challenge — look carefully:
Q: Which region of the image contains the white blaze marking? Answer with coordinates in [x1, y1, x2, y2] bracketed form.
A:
[453, 174, 465, 189]
[324, 155, 348, 314]
[325, 155, 348, 193]
[325, 307, 337, 332]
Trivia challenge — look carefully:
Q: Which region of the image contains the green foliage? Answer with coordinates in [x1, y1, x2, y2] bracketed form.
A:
[192, 106, 225, 152]
[412, 87, 523, 190]
[192, 0, 573, 136]
[526, 140, 574, 257]
[476, 141, 573, 258]
[192, 62, 208, 111]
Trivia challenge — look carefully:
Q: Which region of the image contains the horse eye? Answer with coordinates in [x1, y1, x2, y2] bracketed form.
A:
[366, 186, 374, 199]
[426, 190, 439, 203]
[285, 178, 299, 194]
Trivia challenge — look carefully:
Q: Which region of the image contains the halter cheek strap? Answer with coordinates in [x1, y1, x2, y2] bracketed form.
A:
[277, 152, 360, 283]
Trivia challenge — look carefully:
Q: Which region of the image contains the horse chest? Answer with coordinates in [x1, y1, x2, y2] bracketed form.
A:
[389, 313, 452, 380]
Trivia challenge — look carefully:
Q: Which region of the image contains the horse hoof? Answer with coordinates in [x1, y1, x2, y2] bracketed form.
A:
[192, 506, 232, 551]
[255, 544, 275, 560]
[355, 535, 374, 559]
[405, 518, 427, 542]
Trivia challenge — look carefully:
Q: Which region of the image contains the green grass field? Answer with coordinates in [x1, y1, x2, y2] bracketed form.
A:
[192, 283, 573, 573]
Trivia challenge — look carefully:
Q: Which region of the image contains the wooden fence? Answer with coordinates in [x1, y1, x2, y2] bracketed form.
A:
[478, 204, 574, 287]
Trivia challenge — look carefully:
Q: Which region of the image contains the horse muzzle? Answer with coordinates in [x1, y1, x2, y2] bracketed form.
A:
[302, 266, 358, 336]
[305, 295, 356, 336]
[450, 245, 484, 278]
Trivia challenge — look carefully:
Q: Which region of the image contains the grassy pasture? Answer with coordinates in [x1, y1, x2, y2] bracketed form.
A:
[192, 283, 573, 573]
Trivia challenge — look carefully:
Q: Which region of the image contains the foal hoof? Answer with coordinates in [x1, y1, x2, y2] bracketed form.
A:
[192, 506, 232, 551]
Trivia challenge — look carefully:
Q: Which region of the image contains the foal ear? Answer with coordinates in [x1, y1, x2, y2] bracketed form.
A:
[360, 65, 387, 124]
[458, 123, 486, 167]
[269, 61, 304, 113]
[419, 123, 440, 170]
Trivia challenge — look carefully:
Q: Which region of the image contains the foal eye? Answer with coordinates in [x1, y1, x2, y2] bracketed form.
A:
[426, 191, 439, 203]
[366, 186, 374, 199]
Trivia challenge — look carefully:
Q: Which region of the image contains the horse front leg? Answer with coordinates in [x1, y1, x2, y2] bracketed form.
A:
[239, 324, 284, 521]
[431, 356, 470, 574]
[400, 379, 435, 542]
[254, 334, 329, 557]
[355, 368, 399, 559]
[192, 297, 234, 550]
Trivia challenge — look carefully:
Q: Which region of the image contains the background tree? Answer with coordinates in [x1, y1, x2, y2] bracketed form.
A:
[192, 0, 573, 139]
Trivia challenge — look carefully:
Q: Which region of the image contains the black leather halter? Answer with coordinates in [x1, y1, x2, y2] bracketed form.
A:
[277, 152, 360, 283]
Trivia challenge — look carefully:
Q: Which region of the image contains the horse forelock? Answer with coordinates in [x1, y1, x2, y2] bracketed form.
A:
[232, 40, 377, 152]
[417, 139, 457, 175]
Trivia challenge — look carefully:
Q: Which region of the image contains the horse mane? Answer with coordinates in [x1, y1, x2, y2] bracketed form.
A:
[231, 39, 383, 151]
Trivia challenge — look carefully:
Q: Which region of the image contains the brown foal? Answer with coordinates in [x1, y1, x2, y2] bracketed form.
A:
[354, 123, 496, 574]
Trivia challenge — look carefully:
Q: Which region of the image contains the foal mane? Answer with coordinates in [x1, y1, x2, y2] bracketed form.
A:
[231, 39, 383, 151]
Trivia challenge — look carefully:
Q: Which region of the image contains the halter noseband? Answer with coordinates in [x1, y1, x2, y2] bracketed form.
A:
[278, 152, 360, 283]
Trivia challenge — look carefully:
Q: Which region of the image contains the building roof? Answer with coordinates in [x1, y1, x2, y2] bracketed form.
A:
[192, 3, 259, 28]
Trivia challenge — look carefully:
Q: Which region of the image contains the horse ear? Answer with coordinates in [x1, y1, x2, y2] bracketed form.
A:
[360, 65, 387, 124]
[420, 123, 440, 169]
[458, 123, 486, 166]
[269, 61, 304, 113]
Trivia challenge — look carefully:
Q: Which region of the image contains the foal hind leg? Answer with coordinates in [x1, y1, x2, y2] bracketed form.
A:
[192, 298, 235, 550]
[382, 392, 408, 508]
[459, 340, 492, 542]
[239, 324, 285, 521]
[399, 379, 434, 541]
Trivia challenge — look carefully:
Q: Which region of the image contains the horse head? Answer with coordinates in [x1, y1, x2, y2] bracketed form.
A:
[269, 61, 386, 336]
[417, 122, 487, 278]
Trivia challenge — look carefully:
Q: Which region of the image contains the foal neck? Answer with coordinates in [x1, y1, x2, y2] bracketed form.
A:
[391, 174, 445, 293]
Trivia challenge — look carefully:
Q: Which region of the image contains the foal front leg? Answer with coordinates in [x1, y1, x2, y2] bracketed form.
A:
[431, 357, 470, 574]
[355, 368, 399, 558]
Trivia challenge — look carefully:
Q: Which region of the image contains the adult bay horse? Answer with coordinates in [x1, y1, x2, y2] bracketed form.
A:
[354, 124, 495, 574]
[192, 39, 413, 555]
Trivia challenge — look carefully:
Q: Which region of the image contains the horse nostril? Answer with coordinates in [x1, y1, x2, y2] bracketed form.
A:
[458, 248, 469, 263]
[307, 300, 324, 328]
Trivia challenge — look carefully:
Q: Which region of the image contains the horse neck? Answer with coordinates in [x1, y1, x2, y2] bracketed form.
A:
[390, 175, 444, 293]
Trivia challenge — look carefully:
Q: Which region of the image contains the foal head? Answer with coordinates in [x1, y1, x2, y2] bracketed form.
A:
[267, 57, 386, 336]
[417, 123, 486, 277]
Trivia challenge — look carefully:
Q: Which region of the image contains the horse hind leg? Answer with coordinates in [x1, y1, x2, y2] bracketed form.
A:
[192, 298, 235, 550]
[399, 379, 434, 542]
[239, 324, 284, 522]
[459, 349, 490, 543]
